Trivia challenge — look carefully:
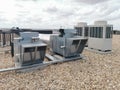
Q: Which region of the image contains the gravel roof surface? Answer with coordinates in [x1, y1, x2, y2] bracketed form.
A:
[0, 35, 120, 90]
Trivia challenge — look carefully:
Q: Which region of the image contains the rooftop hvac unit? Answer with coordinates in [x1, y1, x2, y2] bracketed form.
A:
[0, 30, 2, 46]
[49, 29, 87, 58]
[0, 30, 12, 47]
[13, 32, 47, 67]
[10, 27, 25, 41]
[88, 21, 113, 52]
[74, 22, 89, 38]
[0, 30, 87, 72]
[0, 27, 24, 47]
[74, 22, 89, 47]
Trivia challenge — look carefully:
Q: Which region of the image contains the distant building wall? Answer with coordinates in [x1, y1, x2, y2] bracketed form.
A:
[113, 30, 120, 35]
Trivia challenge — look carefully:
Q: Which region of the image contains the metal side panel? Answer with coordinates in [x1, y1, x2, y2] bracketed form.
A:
[77, 39, 88, 53]
[50, 36, 66, 56]
[20, 43, 47, 66]
[50, 35, 87, 58]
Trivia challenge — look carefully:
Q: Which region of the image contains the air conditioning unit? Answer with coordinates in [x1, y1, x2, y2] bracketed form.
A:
[13, 32, 47, 67]
[50, 29, 87, 58]
[0, 30, 2, 46]
[0, 30, 11, 47]
[88, 21, 113, 52]
[74, 22, 89, 38]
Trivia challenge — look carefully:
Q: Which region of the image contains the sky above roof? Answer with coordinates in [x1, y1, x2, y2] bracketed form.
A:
[0, 0, 120, 30]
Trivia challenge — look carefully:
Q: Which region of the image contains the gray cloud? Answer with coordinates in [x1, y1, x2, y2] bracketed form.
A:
[74, 0, 109, 4]
[45, 6, 76, 19]
[107, 15, 120, 21]
[105, 9, 120, 21]
[75, 0, 120, 22]
[45, 6, 58, 13]
[17, 11, 30, 17]
[59, 11, 75, 18]
[28, 17, 42, 23]
[15, 14, 43, 24]
[96, 2, 120, 16]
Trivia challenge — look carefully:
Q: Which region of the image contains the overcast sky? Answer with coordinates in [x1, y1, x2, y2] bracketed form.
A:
[0, 0, 120, 30]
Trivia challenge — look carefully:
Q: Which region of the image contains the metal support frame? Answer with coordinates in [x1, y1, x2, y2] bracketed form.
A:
[0, 53, 84, 73]
[85, 47, 112, 54]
